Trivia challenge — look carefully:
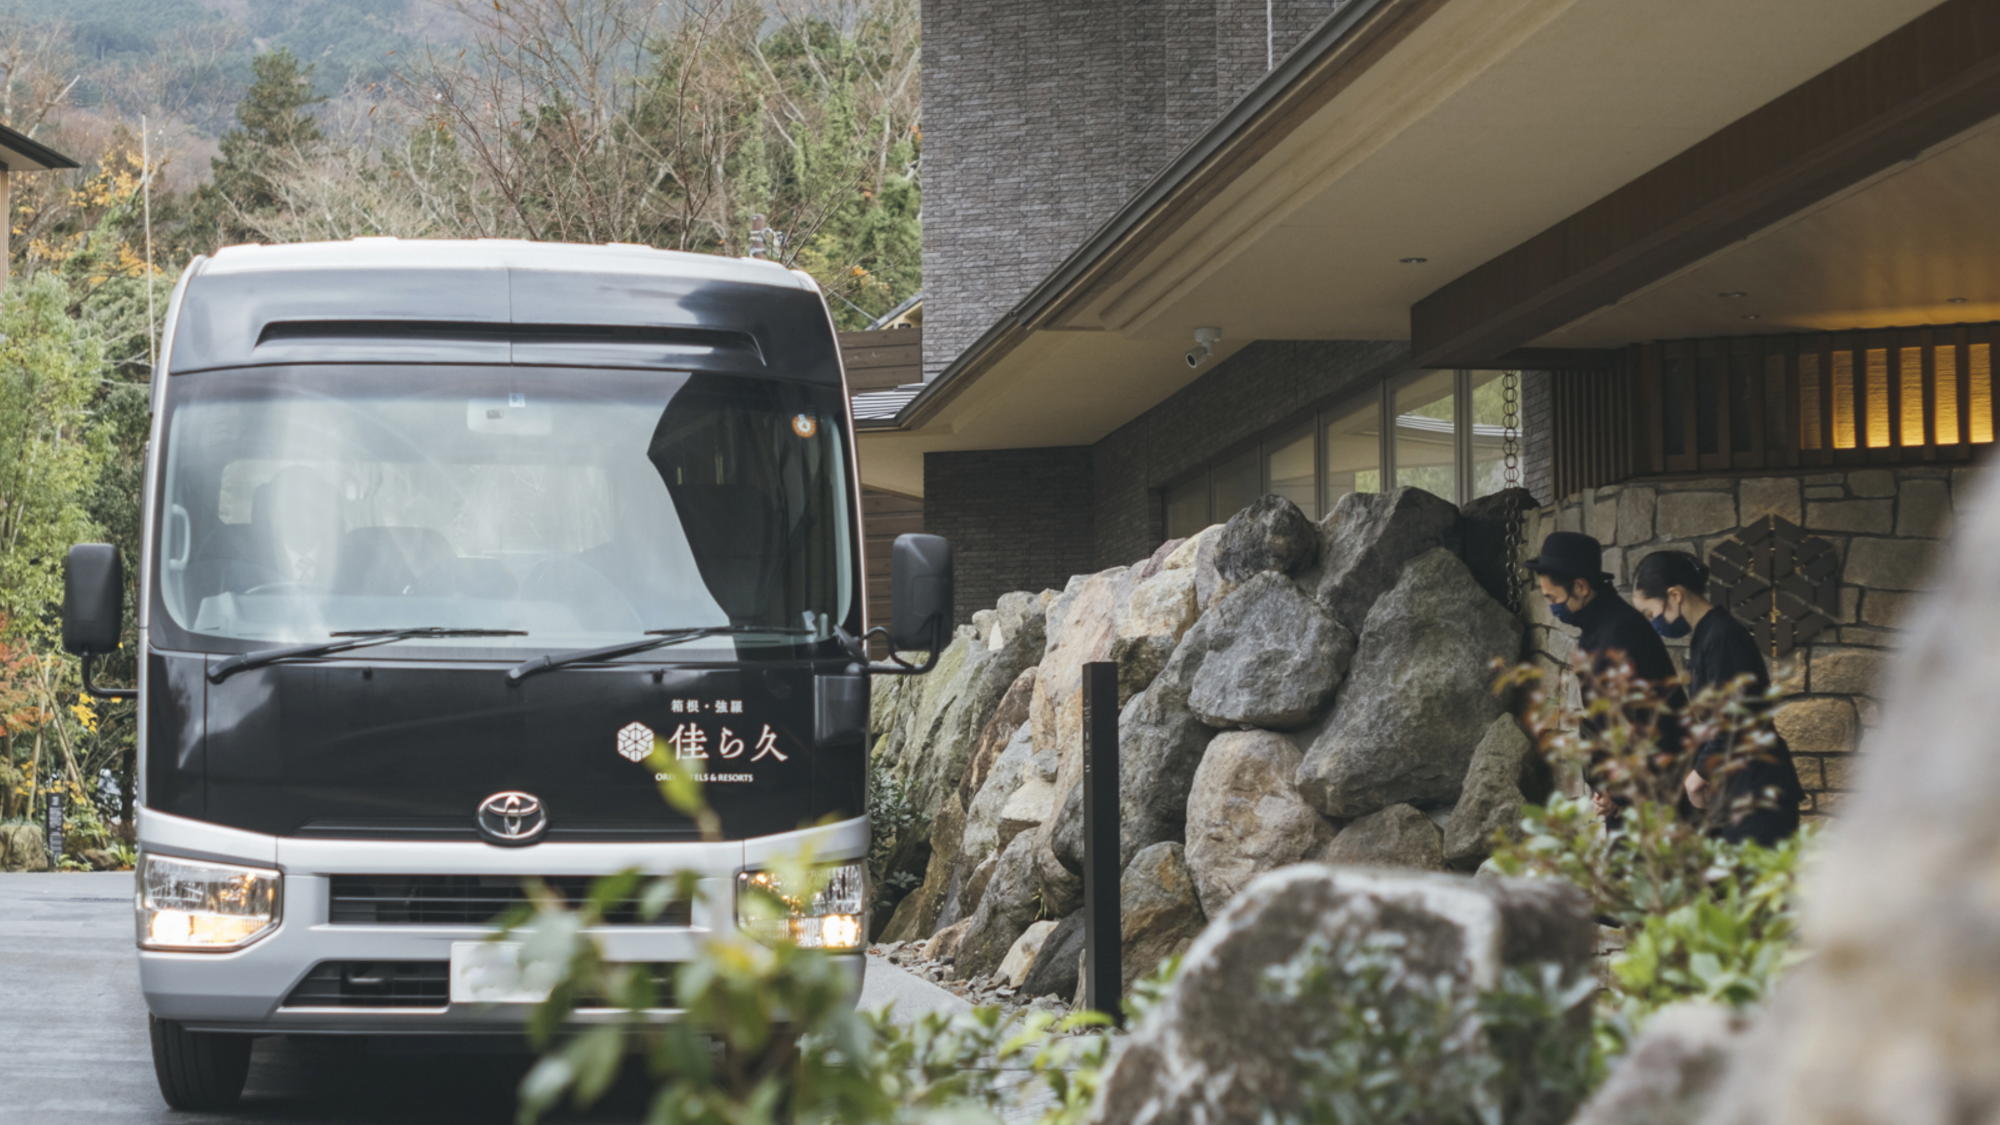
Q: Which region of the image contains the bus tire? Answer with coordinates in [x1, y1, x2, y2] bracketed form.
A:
[149, 1014, 253, 1111]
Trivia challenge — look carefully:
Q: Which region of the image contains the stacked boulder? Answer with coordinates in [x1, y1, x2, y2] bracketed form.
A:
[870, 487, 1541, 997]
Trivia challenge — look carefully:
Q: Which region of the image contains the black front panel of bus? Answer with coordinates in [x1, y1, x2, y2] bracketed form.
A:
[143, 649, 868, 843]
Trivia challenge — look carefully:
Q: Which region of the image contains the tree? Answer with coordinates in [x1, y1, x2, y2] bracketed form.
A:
[188, 47, 326, 248]
[0, 273, 107, 645]
[247, 0, 922, 327]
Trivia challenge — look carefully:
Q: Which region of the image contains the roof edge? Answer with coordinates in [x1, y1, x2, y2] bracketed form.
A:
[892, 0, 1421, 431]
[0, 122, 80, 170]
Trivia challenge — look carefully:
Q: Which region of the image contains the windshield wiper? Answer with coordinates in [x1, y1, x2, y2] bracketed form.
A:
[208, 627, 529, 684]
[506, 625, 817, 685]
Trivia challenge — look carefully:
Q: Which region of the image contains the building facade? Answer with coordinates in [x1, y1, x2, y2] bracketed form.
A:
[856, 0, 2000, 811]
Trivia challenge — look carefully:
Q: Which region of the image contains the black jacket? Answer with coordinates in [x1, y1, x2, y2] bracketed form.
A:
[1568, 591, 1685, 797]
[1571, 591, 1680, 692]
[1686, 608, 1804, 845]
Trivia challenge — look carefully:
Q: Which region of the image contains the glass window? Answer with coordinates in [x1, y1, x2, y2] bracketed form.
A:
[1322, 396, 1380, 510]
[1165, 475, 1210, 539]
[1468, 370, 1511, 500]
[156, 365, 856, 652]
[1210, 448, 1261, 525]
[1393, 370, 1458, 501]
[1265, 423, 1316, 516]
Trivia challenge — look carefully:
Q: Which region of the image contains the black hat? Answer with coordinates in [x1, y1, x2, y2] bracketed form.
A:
[1524, 531, 1612, 584]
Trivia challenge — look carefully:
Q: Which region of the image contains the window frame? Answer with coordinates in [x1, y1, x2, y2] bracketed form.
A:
[1155, 369, 1516, 542]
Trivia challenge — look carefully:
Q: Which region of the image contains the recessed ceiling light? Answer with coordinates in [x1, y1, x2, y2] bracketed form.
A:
[1718, 291, 1749, 299]
[1399, 257, 1428, 264]
[1948, 297, 1970, 304]
[1741, 313, 1761, 321]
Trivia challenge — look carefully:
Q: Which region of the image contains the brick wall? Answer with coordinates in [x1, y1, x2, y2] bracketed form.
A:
[1092, 339, 1405, 565]
[920, 0, 1350, 382]
[1521, 464, 1977, 817]
[923, 446, 1096, 622]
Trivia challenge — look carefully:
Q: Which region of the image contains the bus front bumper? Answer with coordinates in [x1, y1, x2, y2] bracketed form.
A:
[136, 808, 868, 1035]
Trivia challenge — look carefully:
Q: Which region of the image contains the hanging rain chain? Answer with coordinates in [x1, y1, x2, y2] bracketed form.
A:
[1501, 370, 1525, 616]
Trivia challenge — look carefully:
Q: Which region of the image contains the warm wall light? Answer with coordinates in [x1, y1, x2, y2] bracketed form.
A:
[1719, 290, 1749, 298]
[1399, 256, 1428, 264]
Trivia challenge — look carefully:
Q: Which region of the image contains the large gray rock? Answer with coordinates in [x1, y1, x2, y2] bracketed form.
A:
[879, 792, 967, 943]
[1321, 803, 1444, 870]
[1297, 548, 1521, 818]
[999, 920, 1061, 989]
[0, 824, 48, 872]
[1028, 565, 1144, 914]
[1111, 566, 1200, 703]
[1031, 565, 1139, 764]
[1115, 669, 1215, 868]
[1183, 573, 1355, 730]
[878, 664, 1041, 942]
[958, 667, 1039, 805]
[1569, 1003, 1747, 1125]
[959, 722, 1037, 866]
[1191, 524, 1234, 611]
[1214, 494, 1319, 581]
[1118, 841, 1207, 995]
[998, 775, 1058, 846]
[1442, 715, 1550, 869]
[1309, 487, 1463, 632]
[951, 829, 1047, 979]
[871, 591, 1049, 909]
[1183, 729, 1334, 916]
[1086, 865, 1595, 1124]
[1043, 649, 1215, 908]
[924, 716, 1040, 936]
[1699, 468, 2000, 1124]
[1020, 909, 1086, 1000]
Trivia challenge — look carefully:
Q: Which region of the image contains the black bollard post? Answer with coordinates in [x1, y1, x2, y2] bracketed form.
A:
[1081, 660, 1122, 1025]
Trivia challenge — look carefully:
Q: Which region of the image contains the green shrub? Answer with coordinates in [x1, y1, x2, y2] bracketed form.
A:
[1487, 657, 1816, 1052]
[1259, 929, 1601, 1125]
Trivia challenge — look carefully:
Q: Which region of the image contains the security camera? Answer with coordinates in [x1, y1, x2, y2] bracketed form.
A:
[1185, 327, 1222, 368]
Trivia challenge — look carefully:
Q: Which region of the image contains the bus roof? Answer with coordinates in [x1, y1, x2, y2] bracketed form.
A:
[167, 238, 840, 382]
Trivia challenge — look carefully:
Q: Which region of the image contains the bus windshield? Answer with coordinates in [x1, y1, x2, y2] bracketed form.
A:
[153, 365, 856, 653]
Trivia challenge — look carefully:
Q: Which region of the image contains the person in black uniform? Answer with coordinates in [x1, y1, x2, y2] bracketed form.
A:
[1525, 532, 1685, 817]
[1630, 550, 1804, 846]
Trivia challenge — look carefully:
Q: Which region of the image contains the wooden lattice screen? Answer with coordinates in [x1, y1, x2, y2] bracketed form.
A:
[1635, 324, 1998, 475]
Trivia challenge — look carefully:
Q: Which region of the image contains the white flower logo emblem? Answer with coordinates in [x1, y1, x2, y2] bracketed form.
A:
[616, 721, 655, 763]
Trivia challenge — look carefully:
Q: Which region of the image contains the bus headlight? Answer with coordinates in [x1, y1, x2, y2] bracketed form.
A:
[736, 861, 866, 951]
[137, 854, 282, 951]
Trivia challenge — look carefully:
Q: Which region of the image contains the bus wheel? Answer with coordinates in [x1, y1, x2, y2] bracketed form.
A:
[149, 1015, 253, 1111]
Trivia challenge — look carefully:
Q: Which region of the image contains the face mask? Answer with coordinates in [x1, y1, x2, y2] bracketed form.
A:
[1651, 610, 1691, 639]
[1548, 601, 1577, 626]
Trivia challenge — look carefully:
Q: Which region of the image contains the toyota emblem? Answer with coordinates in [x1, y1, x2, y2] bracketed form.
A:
[476, 791, 548, 846]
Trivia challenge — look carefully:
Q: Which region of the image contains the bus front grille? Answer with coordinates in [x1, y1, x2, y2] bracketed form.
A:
[327, 874, 691, 926]
[283, 961, 449, 1009]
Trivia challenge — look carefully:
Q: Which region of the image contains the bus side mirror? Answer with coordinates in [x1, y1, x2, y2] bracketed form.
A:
[889, 534, 953, 654]
[63, 543, 124, 656]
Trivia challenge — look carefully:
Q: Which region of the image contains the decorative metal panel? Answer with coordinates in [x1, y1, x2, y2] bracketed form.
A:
[1706, 515, 1840, 659]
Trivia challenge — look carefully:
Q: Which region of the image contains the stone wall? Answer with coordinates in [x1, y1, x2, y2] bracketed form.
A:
[920, 0, 1350, 382]
[872, 489, 1545, 1001]
[1522, 464, 1978, 815]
